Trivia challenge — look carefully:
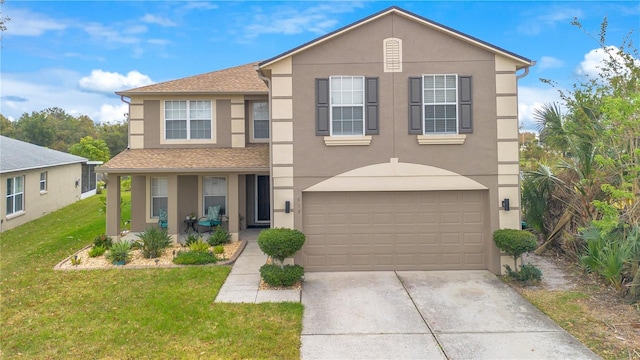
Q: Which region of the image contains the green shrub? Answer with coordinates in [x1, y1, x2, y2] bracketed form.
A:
[189, 240, 210, 253]
[88, 245, 107, 257]
[185, 232, 201, 247]
[505, 264, 542, 283]
[260, 264, 304, 287]
[69, 255, 82, 266]
[93, 234, 113, 249]
[106, 241, 132, 264]
[493, 229, 537, 272]
[213, 245, 225, 255]
[257, 228, 306, 265]
[137, 227, 172, 258]
[207, 226, 231, 246]
[172, 251, 218, 265]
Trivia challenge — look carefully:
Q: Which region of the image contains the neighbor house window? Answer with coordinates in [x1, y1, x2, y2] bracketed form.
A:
[151, 177, 167, 218]
[164, 100, 212, 140]
[423, 74, 458, 134]
[40, 172, 47, 192]
[6, 176, 24, 215]
[253, 102, 269, 139]
[330, 76, 364, 136]
[203, 176, 226, 215]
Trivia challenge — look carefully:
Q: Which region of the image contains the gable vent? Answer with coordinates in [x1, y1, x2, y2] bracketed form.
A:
[384, 38, 402, 73]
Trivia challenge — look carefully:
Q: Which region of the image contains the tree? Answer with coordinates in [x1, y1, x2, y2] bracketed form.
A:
[98, 121, 128, 157]
[68, 136, 110, 162]
[0, 114, 15, 137]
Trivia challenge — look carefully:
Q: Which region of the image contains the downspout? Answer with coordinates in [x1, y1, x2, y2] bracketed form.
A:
[120, 95, 131, 149]
[255, 65, 273, 227]
[516, 60, 536, 80]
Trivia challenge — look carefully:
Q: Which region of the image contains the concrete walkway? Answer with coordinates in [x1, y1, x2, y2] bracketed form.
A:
[214, 229, 300, 303]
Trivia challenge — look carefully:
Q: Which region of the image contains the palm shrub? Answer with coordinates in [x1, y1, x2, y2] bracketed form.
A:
[137, 226, 172, 258]
[493, 229, 537, 273]
[207, 226, 231, 246]
[189, 240, 210, 253]
[88, 245, 107, 257]
[185, 232, 202, 247]
[106, 241, 132, 264]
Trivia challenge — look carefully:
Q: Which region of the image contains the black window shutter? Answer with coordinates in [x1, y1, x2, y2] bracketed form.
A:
[408, 77, 423, 134]
[316, 78, 330, 136]
[365, 77, 379, 135]
[458, 75, 473, 134]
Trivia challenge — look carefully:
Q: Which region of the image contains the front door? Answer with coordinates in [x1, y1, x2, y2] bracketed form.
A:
[256, 175, 270, 223]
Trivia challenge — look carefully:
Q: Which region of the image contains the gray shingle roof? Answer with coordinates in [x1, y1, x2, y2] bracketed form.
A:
[0, 136, 88, 173]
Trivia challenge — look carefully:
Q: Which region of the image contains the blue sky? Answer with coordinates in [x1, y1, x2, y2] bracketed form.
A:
[2, 1, 638, 131]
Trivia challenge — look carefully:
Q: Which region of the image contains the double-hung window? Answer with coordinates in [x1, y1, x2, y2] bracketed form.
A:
[253, 102, 269, 140]
[330, 76, 365, 136]
[6, 176, 24, 215]
[165, 100, 212, 140]
[203, 176, 226, 215]
[150, 177, 168, 218]
[423, 74, 458, 134]
[40, 171, 47, 192]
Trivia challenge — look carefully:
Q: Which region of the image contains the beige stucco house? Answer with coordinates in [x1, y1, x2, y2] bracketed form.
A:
[99, 6, 533, 274]
[0, 136, 100, 232]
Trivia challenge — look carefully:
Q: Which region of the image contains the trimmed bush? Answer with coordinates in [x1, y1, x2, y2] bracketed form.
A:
[137, 226, 172, 258]
[172, 251, 218, 265]
[259, 264, 304, 287]
[106, 241, 132, 264]
[493, 229, 537, 272]
[207, 226, 231, 246]
[93, 234, 113, 249]
[189, 240, 210, 253]
[88, 245, 107, 258]
[257, 228, 306, 265]
[505, 264, 543, 283]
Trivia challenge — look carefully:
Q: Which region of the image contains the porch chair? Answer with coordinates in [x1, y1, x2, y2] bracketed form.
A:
[198, 205, 221, 234]
[158, 208, 168, 230]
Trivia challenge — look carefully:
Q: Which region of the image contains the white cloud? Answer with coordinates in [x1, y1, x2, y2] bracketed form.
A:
[536, 56, 564, 71]
[518, 86, 564, 132]
[575, 46, 626, 78]
[78, 70, 153, 94]
[4, 8, 67, 36]
[182, 2, 219, 11]
[97, 103, 129, 123]
[517, 7, 583, 36]
[141, 14, 177, 27]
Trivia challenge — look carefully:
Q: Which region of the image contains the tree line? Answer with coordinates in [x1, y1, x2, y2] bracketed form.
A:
[1, 108, 128, 162]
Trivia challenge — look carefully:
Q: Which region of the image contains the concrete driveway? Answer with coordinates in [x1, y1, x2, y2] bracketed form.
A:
[300, 271, 600, 360]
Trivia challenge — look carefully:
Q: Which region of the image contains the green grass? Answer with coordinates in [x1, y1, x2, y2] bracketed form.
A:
[1, 192, 303, 359]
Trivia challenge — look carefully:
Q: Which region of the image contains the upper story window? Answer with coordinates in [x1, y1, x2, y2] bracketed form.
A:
[6, 176, 24, 215]
[423, 74, 458, 134]
[253, 102, 269, 140]
[330, 76, 365, 136]
[40, 171, 47, 192]
[164, 100, 212, 140]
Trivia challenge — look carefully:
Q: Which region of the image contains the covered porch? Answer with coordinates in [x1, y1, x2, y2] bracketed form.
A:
[96, 145, 270, 243]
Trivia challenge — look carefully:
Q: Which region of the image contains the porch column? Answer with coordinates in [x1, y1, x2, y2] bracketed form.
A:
[106, 174, 121, 238]
[228, 173, 239, 241]
[167, 174, 179, 244]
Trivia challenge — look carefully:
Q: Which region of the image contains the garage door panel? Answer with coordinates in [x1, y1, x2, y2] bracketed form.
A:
[302, 191, 488, 271]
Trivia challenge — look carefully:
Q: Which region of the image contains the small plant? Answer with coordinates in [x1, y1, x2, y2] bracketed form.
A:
[93, 234, 113, 249]
[185, 232, 201, 247]
[106, 241, 132, 265]
[70, 255, 82, 266]
[213, 245, 225, 255]
[88, 245, 107, 257]
[137, 226, 172, 258]
[189, 240, 210, 253]
[260, 264, 304, 287]
[207, 226, 231, 246]
[493, 229, 537, 273]
[257, 228, 306, 267]
[172, 251, 218, 265]
[505, 264, 542, 283]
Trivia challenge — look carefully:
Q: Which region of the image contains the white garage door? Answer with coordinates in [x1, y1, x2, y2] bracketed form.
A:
[301, 190, 489, 271]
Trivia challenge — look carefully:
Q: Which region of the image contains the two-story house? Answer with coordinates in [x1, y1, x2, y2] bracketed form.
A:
[98, 6, 533, 274]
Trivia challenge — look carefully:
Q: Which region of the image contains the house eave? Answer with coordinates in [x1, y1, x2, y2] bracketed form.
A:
[115, 90, 268, 97]
[95, 166, 270, 174]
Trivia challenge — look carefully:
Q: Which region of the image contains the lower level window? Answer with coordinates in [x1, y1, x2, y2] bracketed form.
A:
[40, 172, 47, 192]
[151, 177, 168, 218]
[203, 176, 226, 215]
[6, 176, 24, 215]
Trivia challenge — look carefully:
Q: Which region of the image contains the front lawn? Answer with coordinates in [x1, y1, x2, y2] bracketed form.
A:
[0, 193, 303, 359]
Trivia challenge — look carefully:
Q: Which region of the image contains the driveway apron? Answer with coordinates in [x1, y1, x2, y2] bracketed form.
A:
[301, 271, 600, 360]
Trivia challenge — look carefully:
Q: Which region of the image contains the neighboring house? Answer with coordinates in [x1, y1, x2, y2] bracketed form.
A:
[0, 136, 101, 232]
[99, 6, 534, 274]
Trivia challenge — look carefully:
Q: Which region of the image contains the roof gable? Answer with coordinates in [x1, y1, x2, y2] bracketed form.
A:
[260, 6, 532, 69]
[0, 136, 87, 173]
[116, 62, 268, 96]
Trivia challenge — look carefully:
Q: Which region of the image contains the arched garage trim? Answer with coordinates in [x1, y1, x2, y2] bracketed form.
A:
[303, 158, 487, 192]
